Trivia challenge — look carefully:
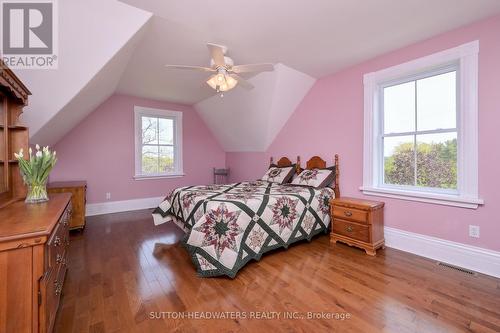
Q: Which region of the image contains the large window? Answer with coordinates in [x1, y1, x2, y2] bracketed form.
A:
[134, 106, 183, 179]
[362, 41, 482, 208]
[382, 68, 457, 191]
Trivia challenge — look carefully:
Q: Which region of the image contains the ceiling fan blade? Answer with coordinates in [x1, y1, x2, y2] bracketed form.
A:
[231, 63, 274, 74]
[207, 43, 226, 67]
[164, 65, 215, 72]
[231, 74, 254, 90]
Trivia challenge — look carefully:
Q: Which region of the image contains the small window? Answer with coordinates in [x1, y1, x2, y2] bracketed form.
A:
[362, 41, 482, 208]
[134, 106, 183, 179]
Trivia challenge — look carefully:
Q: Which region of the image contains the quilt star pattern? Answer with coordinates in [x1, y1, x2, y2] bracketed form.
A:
[152, 181, 333, 278]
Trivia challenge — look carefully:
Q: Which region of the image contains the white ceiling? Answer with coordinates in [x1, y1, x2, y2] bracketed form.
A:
[118, 0, 500, 104]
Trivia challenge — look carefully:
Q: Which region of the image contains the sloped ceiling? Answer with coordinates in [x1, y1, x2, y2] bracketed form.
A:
[15, 0, 152, 146]
[195, 64, 315, 152]
[31, 31, 148, 145]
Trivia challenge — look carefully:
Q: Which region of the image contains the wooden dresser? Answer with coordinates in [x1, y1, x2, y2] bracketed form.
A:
[330, 197, 385, 256]
[48, 181, 86, 230]
[0, 193, 72, 333]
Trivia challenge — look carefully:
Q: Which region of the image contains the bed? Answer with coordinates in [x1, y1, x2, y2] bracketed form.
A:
[152, 155, 340, 278]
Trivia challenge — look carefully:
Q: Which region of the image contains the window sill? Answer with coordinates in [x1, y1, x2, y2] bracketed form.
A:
[359, 186, 484, 209]
[134, 173, 185, 181]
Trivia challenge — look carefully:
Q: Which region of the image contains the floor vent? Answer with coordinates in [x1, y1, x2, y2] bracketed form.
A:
[437, 262, 477, 276]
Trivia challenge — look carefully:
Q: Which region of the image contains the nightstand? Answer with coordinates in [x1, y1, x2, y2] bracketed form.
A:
[330, 197, 385, 255]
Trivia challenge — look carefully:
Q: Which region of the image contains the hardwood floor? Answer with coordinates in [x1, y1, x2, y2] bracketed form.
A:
[54, 209, 500, 333]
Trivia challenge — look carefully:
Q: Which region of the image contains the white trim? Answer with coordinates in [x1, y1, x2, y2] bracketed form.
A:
[134, 106, 184, 179]
[362, 41, 481, 208]
[86, 196, 164, 216]
[363, 41, 478, 85]
[361, 186, 483, 209]
[133, 173, 185, 180]
[384, 226, 500, 278]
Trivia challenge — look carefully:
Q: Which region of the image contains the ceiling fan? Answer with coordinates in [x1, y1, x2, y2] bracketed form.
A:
[165, 43, 274, 96]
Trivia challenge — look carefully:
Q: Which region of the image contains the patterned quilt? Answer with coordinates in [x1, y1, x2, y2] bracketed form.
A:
[152, 181, 333, 278]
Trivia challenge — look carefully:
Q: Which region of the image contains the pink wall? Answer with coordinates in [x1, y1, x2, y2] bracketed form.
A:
[227, 14, 500, 252]
[51, 94, 226, 203]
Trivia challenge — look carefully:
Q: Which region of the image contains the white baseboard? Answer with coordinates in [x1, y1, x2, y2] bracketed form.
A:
[384, 226, 500, 278]
[86, 196, 164, 217]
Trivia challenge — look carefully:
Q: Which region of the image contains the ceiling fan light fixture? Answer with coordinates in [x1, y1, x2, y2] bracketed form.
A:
[206, 73, 238, 92]
[224, 75, 237, 90]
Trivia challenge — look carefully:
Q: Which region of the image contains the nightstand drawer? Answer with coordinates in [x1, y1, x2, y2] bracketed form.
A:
[332, 219, 370, 243]
[332, 206, 368, 223]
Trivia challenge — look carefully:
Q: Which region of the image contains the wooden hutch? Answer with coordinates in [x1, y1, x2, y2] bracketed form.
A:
[0, 59, 30, 206]
[0, 60, 72, 333]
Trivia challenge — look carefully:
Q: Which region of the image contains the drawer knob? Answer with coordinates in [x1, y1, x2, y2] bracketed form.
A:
[346, 226, 353, 232]
[53, 236, 61, 247]
[344, 211, 353, 217]
[56, 254, 63, 264]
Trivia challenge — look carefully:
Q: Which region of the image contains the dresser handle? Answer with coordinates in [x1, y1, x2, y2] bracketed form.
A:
[56, 254, 63, 264]
[345, 226, 353, 232]
[53, 236, 61, 247]
[54, 283, 62, 296]
[344, 211, 353, 217]
[54, 281, 61, 296]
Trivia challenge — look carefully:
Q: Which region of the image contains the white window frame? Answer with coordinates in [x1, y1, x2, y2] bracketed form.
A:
[134, 106, 184, 180]
[361, 41, 483, 209]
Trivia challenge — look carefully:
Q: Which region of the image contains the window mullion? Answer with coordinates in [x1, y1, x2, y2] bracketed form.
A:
[156, 118, 160, 172]
[413, 80, 418, 186]
[383, 128, 457, 137]
[173, 118, 177, 172]
[140, 143, 144, 174]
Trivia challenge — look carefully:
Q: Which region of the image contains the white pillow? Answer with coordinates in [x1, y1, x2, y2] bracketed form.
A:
[291, 168, 334, 188]
[261, 166, 295, 184]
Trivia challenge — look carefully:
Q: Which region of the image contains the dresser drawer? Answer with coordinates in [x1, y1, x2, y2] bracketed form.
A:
[332, 206, 368, 223]
[47, 224, 63, 271]
[46, 203, 71, 271]
[332, 219, 370, 243]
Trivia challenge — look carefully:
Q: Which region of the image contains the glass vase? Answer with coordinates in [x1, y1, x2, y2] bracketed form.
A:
[25, 182, 49, 204]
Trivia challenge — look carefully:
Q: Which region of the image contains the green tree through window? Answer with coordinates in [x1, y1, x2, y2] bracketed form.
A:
[384, 138, 457, 189]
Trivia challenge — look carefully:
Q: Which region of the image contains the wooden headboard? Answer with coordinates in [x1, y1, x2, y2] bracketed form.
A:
[297, 155, 340, 198]
[269, 156, 301, 175]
